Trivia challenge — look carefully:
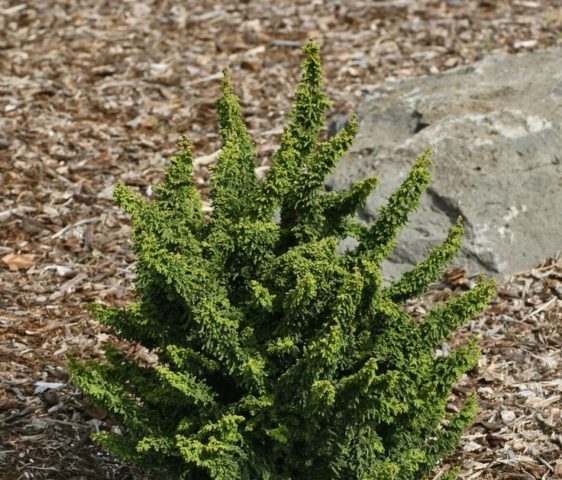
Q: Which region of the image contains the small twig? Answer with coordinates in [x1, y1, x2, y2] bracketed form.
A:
[193, 150, 221, 168]
[193, 9, 226, 22]
[260, 127, 284, 136]
[44, 166, 72, 185]
[3, 404, 38, 423]
[51, 218, 99, 240]
[187, 72, 222, 86]
[45, 418, 90, 429]
[0, 4, 27, 15]
[0, 206, 36, 222]
[49, 272, 88, 301]
[22, 466, 61, 472]
[271, 39, 303, 48]
[522, 296, 557, 321]
[535, 455, 554, 472]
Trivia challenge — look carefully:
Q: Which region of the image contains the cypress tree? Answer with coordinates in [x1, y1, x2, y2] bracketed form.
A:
[68, 39, 495, 480]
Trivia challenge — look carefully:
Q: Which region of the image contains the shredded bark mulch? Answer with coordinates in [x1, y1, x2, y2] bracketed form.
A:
[1, 1, 561, 478]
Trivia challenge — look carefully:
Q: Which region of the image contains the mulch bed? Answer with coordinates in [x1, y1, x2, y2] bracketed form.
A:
[1, 1, 561, 478]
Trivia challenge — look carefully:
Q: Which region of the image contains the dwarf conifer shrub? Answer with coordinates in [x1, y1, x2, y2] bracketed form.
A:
[68, 40, 495, 480]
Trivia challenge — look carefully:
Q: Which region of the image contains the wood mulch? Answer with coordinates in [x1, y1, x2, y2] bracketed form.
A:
[1, 1, 561, 478]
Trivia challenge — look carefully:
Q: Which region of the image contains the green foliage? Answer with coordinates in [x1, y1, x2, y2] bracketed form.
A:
[68, 39, 495, 480]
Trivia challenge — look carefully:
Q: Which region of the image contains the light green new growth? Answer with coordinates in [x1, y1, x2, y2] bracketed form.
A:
[68, 39, 495, 480]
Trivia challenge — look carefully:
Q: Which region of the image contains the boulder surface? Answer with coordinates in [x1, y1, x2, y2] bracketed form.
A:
[328, 47, 562, 281]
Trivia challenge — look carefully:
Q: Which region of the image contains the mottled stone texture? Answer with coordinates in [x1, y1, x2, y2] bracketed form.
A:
[328, 47, 562, 281]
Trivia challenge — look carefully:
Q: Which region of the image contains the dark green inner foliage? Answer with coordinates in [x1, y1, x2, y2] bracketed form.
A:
[68, 39, 495, 480]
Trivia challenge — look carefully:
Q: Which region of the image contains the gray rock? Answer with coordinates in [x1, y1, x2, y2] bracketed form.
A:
[328, 48, 562, 281]
[327, 115, 349, 138]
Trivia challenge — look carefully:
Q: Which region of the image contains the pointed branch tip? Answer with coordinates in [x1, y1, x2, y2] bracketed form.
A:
[220, 68, 234, 95]
[177, 135, 192, 151]
[303, 38, 320, 54]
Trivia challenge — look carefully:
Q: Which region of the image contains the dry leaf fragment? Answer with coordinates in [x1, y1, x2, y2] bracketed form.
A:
[463, 440, 484, 452]
[34, 381, 65, 394]
[486, 300, 509, 315]
[443, 267, 468, 286]
[514, 39, 538, 49]
[501, 409, 516, 423]
[1, 253, 35, 271]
